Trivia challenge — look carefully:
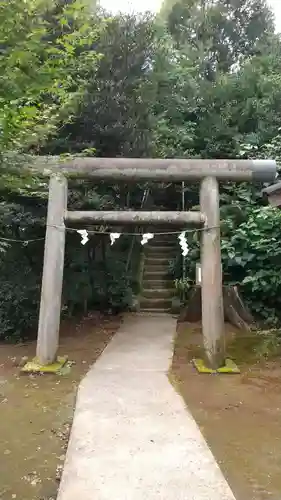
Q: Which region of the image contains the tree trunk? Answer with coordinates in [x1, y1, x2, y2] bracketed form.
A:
[179, 285, 254, 331]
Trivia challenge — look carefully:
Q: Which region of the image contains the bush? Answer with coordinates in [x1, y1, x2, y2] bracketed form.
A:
[0, 252, 41, 341]
[63, 254, 133, 315]
[0, 233, 134, 341]
[221, 206, 281, 325]
[169, 205, 281, 327]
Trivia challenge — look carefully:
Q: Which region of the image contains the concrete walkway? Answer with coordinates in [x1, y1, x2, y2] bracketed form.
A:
[58, 314, 235, 500]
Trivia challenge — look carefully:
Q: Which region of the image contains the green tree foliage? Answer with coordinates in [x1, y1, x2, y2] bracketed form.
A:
[0, 0, 101, 153]
[221, 206, 281, 325]
[0, 2, 133, 340]
[44, 13, 157, 157]
[161, 0, 274, 76]
[1, 0, 281, 340]
[157, 0, 281, 326]
[156, 0, 280, 157]
[0, 182, 136, 340]
[151, 31, 198, 158]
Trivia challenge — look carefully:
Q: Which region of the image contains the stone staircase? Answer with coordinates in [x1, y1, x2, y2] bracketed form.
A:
[140, 231, 177, 312]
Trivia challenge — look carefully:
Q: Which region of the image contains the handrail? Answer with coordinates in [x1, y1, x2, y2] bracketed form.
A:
[126, 187, 150, 272]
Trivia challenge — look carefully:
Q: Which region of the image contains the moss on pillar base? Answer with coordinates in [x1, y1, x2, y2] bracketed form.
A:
[21, 355, 68, 374]
[192, 358, 240, 374]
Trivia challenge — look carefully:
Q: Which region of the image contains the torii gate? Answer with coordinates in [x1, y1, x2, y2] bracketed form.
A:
[31, 158, 276, 371]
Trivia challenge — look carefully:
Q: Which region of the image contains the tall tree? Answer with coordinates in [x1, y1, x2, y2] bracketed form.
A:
[0, 0, 100, 154]
[45, 13, 157, 158]
[160, 0, 275, 78]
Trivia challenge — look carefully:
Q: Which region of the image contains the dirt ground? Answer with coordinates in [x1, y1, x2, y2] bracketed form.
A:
[172, 322, 281, 500]
[0, 313, 121, 500]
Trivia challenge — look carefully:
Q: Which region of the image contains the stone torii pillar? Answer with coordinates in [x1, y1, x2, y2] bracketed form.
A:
[36, 175, 67, 369]
[200, 176, 224, 369]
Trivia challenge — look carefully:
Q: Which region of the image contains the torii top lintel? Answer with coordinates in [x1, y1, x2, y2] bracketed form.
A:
[35, 157, 277, 183]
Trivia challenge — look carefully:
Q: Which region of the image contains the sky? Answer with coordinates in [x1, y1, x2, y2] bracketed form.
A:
[100, 0, 281, 32]
[269, 0, 281, 32]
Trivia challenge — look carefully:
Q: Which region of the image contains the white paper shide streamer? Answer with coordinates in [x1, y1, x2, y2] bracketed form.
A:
[178, 231, 189, 256]
[76, 230, 188, 251]
[77, 229, 89, 245]
[110, 232, 121, 245]
[141, 233, 154, 245]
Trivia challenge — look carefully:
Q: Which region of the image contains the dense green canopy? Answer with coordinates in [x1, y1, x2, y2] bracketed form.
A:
[1, 0, 281, 340]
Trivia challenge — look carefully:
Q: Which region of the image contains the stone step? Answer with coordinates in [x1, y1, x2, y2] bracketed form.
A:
[140, 298, 172, 310]
[145, 247, 176, 257]
[142, 279, 175, 289]
[143, 270, 170, 280]
[144, 267, 169, 275]
[150, 236, 177, 243]
[148, 245, 176, 253]
[148, 248, 176, 254]
[144, 259, 172, 272]
[145, 233, 177, 241]
[142, 289, 175, 299]
[146, 241, 176, 247]
[144, 257, 171, 265]
[148, 238, 177, 244]
[145, 253, 175, 260]
[140, 308, 171, 313]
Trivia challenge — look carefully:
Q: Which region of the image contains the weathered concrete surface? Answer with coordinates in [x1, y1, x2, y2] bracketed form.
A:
[58, 313, 236, 500]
